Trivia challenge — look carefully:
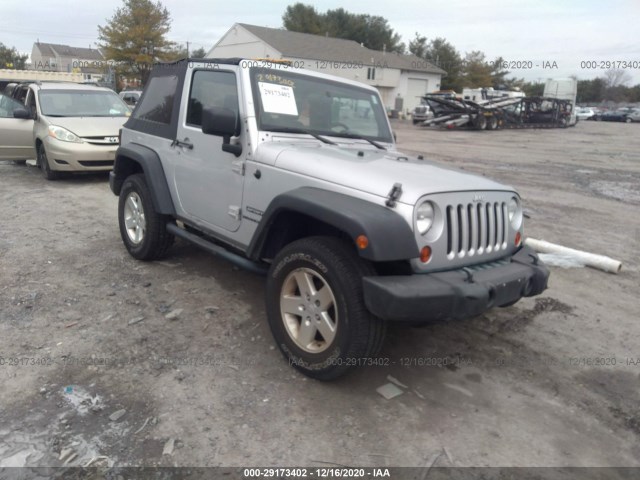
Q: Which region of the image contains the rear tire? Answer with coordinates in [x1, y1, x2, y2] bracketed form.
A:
[266, 236, 386, 380]
[487, 116, 498, 130]
[474, 115, 487, 130]
[118, 174, 174, 260]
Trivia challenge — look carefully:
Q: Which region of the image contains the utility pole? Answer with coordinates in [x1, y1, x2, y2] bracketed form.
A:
[186, 41, 190, 58]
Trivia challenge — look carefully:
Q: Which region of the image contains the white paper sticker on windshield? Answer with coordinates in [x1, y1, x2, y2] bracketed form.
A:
[258, 82, 298, 115]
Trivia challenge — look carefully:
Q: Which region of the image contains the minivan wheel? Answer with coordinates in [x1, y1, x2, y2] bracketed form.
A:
[266, 236, 386, 380]
[118, 174, 174, 260]
[37, 144, 61, 180]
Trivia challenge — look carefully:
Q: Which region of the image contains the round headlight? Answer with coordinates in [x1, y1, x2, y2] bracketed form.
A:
[508, 197, 522, 227]
[416, 201, 435, 235]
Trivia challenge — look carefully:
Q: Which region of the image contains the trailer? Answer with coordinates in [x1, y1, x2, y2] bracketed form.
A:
[418, 93, 574, 130]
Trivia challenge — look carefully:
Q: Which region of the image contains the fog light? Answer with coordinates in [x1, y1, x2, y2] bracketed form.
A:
[356, 235, 369, 249]
[420, 246, 432, 263]
[515, 231, 522, 247]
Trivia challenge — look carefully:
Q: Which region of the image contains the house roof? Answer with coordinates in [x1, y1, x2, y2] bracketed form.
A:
[34, 42, 104, 61]
[237, 24, 445, 75]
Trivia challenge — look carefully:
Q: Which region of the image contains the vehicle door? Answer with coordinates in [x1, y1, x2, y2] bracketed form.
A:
[0, 93, 35, 160]
[172, 67, 245, 232]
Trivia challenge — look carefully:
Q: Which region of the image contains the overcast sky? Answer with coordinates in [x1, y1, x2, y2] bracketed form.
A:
[1, 0, 639, 84]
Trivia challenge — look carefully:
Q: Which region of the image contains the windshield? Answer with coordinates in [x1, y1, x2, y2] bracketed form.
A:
[38, 90, 130, 117]
[250, 68, 393, 143]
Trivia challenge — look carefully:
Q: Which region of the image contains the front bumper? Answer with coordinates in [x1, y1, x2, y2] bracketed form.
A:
[362, 245, 549, 322]
[45, 137, 117, 172]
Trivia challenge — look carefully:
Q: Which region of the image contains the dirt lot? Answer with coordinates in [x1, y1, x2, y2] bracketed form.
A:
[1, 120, 639, 470]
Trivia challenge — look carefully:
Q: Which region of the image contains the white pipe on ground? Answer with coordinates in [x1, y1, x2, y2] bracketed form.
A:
[525, 238, 622, 274]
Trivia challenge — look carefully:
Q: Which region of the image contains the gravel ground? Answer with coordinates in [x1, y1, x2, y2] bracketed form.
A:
[0, 120, 639, 470]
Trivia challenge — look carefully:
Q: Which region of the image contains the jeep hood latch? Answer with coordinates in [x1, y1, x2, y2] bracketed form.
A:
[386, 183, 403, 208]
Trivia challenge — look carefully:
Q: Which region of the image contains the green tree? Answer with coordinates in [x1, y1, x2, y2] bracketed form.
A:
[408, 33, 427, 58]
[521, 81, 544, 97]
[282, 3, 404, 53]
[577, 78, 606, 103]
[283, 3, 324, 35]
[628, 84, 640, 103]
[409, 36, 463, 91]
[424, 38, 463, 91]
[489, 56, 513, 88]
[460, 51, 493, 88]
[98, 0, 175, 86]
[191, 47, 207, 59]
[0, 43, 28, 69]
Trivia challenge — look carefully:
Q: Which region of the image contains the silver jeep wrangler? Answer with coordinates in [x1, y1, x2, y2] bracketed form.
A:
[110, 58, 549, 380]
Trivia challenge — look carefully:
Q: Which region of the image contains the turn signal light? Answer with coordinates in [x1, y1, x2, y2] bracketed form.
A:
[356, 235, 369, 249]
[420, 246, 432, 263]
[515, 231, 522, 247]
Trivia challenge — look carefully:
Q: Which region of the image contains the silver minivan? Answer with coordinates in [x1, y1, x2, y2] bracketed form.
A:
[0, 82, 130, 179]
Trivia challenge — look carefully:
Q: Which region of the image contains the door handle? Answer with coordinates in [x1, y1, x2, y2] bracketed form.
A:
[171, 138, 193, 149]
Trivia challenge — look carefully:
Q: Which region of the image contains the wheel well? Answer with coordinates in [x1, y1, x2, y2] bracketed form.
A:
[260, 212, 353, 260]
[117, 155, 144, 178]
[35, 138, 43, 149]
[112, 155, 144, 194]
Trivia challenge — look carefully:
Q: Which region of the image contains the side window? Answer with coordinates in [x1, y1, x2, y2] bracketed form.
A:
[0, 95, 19, 117]
[15, 87, 29, 104]
[186, 70, 238, 127]
[132, 75, 178, 124]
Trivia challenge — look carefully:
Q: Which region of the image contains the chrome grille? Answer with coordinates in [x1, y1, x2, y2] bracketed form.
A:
[446, 201, 508, 259]
[82, 136, 119, 146]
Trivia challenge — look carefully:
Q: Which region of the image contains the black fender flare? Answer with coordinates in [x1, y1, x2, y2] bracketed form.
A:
[109, 144, 175, 216]
[247, 187, 419, 262]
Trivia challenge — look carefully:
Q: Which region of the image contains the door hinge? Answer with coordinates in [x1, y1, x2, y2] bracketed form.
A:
[231, 160, 245, 175]
[228, 205, 241, 220]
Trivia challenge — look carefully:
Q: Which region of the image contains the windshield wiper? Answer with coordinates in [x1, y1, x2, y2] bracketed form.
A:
[266, 127, 337, 145]
[328, 132, 387, 150]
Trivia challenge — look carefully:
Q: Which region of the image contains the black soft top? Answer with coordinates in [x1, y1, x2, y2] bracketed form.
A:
[124, 58, 243, 139]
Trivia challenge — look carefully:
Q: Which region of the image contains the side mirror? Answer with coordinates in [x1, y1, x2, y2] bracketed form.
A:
[13, 107, 31, 119]
[202, 106, 242, 157]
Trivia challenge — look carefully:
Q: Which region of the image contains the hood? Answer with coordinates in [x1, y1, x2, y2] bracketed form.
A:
[256, 141, 513, 205]
[44, 116, 128, 138]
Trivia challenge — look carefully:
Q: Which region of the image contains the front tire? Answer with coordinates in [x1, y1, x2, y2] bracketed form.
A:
[118, 174, 174, 260]
[266, 237, 386, 380]
[37, 143, 61, 180]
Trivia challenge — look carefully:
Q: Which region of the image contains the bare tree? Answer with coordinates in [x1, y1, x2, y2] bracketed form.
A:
[604, 69, 632, 88]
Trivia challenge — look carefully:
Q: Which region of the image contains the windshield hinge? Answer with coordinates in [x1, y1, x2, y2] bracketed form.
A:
[232, 159, 245, 175]
[228, 205, 241, 220]
[386, 183, 403, 208]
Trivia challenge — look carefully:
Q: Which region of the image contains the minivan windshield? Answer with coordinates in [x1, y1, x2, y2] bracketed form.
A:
[250, 68, 393, 143]
[38, 90, 130, 117]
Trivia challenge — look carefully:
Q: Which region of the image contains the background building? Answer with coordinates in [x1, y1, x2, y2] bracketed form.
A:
[207, 23, 445, 113]
[31, 42, 106, 83]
